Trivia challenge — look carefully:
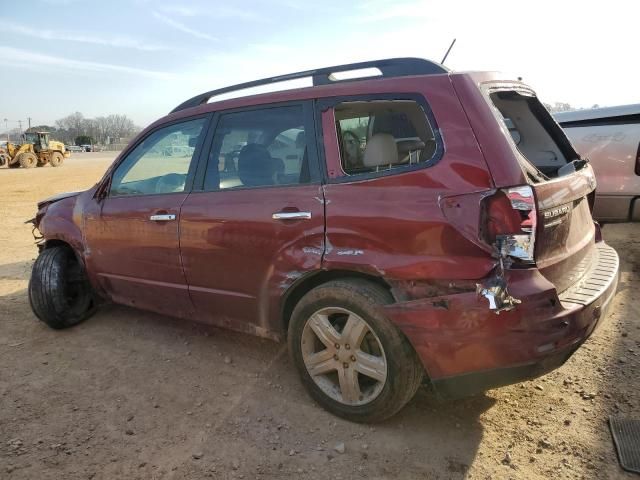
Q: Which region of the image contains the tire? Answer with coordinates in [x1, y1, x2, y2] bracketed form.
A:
[50, 152, 63, 167]
[288, 279, 424, 422]
[28, 246, 96, 329]
[18, 152, 37, 168]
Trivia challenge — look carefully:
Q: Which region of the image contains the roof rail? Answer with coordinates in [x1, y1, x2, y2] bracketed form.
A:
[170, 57, 449, 114]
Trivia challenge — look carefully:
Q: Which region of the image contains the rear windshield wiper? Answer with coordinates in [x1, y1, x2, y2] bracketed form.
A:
[557, 158, 589, 177]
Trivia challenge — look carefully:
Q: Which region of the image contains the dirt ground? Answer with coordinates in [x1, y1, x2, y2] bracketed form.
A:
[1, 153, 638, 480]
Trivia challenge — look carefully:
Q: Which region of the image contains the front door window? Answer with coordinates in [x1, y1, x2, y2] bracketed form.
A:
[110, 118, 206, 196]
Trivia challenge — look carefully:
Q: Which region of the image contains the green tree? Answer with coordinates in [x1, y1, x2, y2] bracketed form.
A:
[75, 135, 94, 145]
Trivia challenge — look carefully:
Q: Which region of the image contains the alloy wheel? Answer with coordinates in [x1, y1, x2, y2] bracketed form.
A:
[301, 307, 387, 406]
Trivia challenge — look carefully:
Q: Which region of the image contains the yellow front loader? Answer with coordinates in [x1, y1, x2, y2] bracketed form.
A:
[0, 131, 70, 168]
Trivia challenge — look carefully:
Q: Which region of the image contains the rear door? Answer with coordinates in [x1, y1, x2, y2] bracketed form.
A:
[84, 117, 208, 318]
[179, 103, 325, 338]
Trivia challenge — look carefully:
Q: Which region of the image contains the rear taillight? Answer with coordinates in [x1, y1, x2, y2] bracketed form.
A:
[635, 141, 640, 176]
[481, 185, 537, 264]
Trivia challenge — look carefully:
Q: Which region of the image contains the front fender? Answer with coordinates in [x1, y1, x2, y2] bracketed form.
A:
[37, 195, 85, 262]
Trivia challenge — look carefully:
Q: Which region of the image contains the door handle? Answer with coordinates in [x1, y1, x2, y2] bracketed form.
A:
[149, 214, 176, 221]
[272, 211, 312, 220]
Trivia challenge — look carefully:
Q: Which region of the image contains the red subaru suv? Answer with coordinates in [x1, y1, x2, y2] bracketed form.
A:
[28, 58, 619, 422]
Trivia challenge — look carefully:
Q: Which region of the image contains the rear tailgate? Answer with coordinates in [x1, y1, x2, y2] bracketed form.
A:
[533, 165, 596, 292]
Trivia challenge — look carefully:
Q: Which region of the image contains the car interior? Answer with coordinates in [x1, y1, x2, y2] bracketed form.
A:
[490, 91, 579, 178]
[204, 107, 310, 191]
[335, 100, 437, 175]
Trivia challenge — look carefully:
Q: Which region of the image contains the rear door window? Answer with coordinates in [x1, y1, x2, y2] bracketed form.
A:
[334, 99, 438, 176]
[203, 105, 315, 190]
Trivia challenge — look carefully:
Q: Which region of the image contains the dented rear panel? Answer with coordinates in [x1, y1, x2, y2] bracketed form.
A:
[452, 72, 598, 293]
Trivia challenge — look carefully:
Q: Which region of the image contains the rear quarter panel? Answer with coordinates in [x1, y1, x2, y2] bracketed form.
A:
[322, 75, 497, 282]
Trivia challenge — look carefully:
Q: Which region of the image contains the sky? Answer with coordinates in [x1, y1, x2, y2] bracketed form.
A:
[1, 0, 638, 130]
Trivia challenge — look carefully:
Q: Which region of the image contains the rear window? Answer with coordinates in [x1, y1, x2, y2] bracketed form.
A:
[335, 100, 437, 176]
[489, 90, 579, 179]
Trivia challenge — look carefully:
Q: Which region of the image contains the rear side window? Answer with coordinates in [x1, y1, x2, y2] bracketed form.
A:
[335, 100, 437, 175]
[204, 106, 312, 190]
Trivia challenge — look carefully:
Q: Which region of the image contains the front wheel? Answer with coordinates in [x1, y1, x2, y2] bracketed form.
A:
[50, 152, 64, 167]
[288, 279, 424, 422]
[18, 152, 38, 168]
[29, 246, 97, 329]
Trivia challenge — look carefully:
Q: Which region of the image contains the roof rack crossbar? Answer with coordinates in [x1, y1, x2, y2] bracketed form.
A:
[170, 57, 448, 114]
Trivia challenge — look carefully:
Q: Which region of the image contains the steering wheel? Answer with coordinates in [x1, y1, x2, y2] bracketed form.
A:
[155, 173, 186, 194]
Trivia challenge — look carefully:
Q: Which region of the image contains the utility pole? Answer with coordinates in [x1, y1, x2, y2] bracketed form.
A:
[28, 117, 31, 130]
[3, 118, 7, 142]
[18, 120, 22, 134]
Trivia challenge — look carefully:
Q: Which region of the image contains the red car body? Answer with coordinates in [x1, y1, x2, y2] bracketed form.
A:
[34, 63, 619, 398]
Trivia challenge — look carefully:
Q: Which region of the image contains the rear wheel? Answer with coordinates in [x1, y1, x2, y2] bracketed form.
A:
[29, 246, 97, 329]
[50, 152, 64, 167]
[288, 279, 424, 422]
[18, 152, 37, 168]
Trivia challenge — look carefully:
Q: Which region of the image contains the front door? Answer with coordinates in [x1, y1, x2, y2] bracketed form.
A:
[179, 104, 325, 338]
[84, 117, 208, 319]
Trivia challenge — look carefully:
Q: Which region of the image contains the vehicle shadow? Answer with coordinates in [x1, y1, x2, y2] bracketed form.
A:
[0, 286, 493, 479]
[93, 302, 493, 478]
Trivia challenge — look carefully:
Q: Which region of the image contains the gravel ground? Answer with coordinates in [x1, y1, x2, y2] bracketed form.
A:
[0, 153, 638, 479]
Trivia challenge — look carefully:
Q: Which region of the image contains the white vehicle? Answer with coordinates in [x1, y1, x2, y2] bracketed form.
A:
[555, 104, 640, 222]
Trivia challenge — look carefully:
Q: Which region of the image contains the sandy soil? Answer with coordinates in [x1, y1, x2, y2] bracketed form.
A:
[0, 153, 638, 479]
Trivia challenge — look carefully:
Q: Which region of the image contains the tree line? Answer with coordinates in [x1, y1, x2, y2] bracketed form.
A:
[27, 112, 141, 146]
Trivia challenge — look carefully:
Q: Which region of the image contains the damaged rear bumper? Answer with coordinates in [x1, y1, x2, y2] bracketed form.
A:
[385, 241, 619, 398]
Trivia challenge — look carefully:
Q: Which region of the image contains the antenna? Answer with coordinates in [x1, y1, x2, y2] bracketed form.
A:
[441, 38, 456, 64]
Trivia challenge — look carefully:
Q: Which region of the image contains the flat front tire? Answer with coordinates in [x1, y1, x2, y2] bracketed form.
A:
[288, 279, 423, 422]
[28, 246, 96, 329]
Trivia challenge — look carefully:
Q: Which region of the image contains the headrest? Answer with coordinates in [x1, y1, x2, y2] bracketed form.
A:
[396, 139, 426, 153]
[237, 144, 276, 187]
[363, 133, 398, 168]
